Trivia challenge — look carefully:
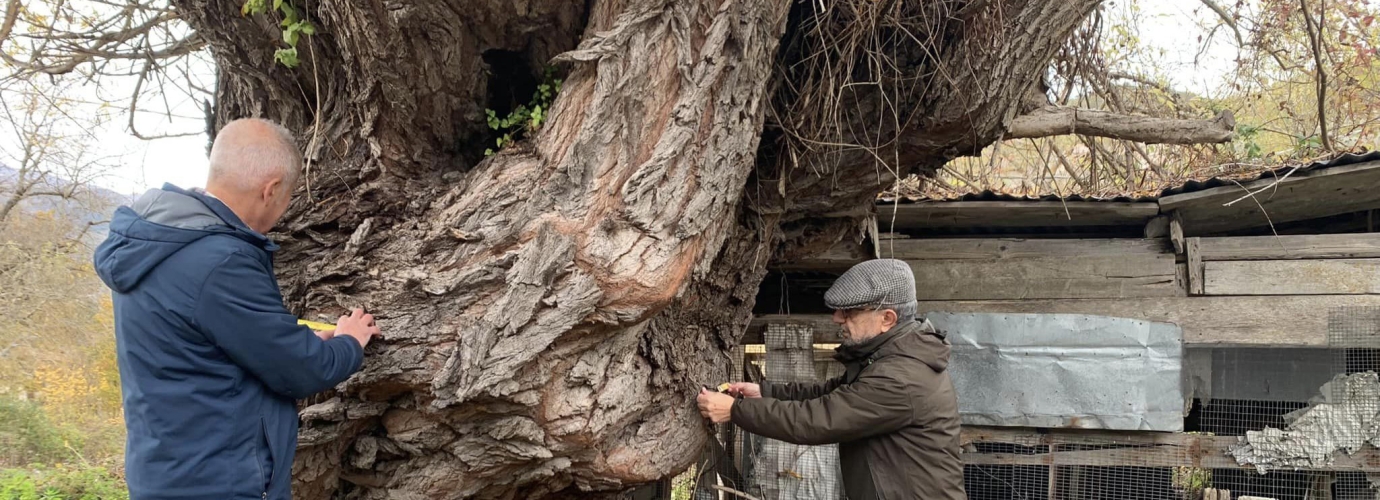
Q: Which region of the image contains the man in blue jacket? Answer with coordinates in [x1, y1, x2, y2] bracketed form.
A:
[94, 118, 381, 500]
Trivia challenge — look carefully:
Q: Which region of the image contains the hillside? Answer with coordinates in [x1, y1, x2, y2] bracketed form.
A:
[0, 163, 132, 239]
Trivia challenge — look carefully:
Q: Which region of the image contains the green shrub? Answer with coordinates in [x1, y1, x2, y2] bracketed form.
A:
[0, 397, 78, 467]
[0, 465, 127, 500]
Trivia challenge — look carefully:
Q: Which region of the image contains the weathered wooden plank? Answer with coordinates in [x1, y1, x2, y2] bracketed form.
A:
[1204, 259, 1380, 295]
[908, 254, 1182, 300]
[960, 426, 1380, 472]
[1187, 237, 1204, 295]
[772, 237, 872, 272]
[915, 296, 1380, 346]
[877, 201, 1159, 229]
[1171, 211, 1186, 254]
[884, 238, 1172, 260]
[1157, 161, 1380, 236]
[750, 295, 1380, 346]
[1198, 233, 1380, 261]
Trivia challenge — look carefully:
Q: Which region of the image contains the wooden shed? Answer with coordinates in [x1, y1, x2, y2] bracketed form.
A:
[742, 151, 1380, 500]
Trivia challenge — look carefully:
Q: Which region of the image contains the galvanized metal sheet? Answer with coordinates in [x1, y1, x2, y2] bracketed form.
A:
[926, 312, 1185, 431]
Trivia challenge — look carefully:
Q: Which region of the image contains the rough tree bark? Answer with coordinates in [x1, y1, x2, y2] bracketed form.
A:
[167, 0, 1122, 498]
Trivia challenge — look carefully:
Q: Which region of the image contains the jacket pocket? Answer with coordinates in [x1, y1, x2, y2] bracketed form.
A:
[256, 417, 274, 495]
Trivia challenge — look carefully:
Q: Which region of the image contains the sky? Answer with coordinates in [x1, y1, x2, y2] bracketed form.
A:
[81, 0, 1242, 196]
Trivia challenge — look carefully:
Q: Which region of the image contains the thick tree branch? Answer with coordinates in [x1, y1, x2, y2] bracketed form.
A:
[1006, 106, 1236, 144]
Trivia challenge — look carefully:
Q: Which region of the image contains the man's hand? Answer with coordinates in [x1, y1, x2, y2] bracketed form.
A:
[697, 388, 735, 424]
[725, 382, 761, 399]
[314, 329, 335, 341]
[336, 308, 382, 349]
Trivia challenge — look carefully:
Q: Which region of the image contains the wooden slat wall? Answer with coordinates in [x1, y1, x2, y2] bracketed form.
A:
[882, 237, 1172, 260]
[1193, 233, 1380, 296]
[1205, 259, 1380, 295]
[908, 255, 1181, 300]
[884, 238, 1181, 300]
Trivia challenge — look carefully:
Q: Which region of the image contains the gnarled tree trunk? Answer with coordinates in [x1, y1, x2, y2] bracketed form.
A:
[170, 0, 1105, 498]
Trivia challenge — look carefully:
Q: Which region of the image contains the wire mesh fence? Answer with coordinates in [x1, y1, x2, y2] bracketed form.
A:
[677, 310, 1380, 500]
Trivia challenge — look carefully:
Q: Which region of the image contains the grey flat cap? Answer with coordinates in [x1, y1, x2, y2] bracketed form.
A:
[824, 259, 918, 319]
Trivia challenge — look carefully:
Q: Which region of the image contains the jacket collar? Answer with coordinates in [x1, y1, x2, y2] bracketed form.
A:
[166, 183, 278, 252]
[834, 319, 919, 365]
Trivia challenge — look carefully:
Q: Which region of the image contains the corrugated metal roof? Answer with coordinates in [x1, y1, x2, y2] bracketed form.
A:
[881, 150, 1380, 204]
[1157, 150, 1380, 197]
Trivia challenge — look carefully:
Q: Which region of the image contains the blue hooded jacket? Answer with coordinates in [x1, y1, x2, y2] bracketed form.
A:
[93, 184, 363, 500]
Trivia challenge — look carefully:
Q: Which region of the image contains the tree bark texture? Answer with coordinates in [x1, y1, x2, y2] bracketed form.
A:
[169, 0, 1102, 498]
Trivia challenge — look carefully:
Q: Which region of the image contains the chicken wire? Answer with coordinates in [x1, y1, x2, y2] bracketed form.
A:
[681, 309, 1379, 500]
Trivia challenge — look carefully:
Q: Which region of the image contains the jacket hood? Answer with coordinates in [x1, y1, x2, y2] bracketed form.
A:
[94, 184, 273, 293]
[835, 318, 950, 372]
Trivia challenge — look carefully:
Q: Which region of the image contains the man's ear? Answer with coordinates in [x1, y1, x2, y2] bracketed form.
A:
[883, 309, 899, 329]
[261, 176, 284, 202]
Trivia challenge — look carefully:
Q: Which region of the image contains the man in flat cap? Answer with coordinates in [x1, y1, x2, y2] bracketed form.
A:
[697, 259, 966, 500]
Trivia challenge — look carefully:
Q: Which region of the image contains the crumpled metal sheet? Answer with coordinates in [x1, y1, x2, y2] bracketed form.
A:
[1229, 372, 1380, 474]
[926, 312, 1185, 431]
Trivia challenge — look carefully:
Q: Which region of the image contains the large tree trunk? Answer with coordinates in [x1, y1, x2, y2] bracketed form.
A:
[170, 0, 1101, 498]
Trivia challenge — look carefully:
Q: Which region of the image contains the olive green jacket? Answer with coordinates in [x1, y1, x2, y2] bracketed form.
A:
[731, 319, 967, 500]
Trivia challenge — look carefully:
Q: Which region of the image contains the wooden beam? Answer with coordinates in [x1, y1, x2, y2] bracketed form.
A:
[772, 237, 872, 272]
[1204, 259, 1380, 295]
[907, 254, 1182, 300]
[916, 296, 1380, 346]
[1157, 161, 1380, 236]
[751, 294, 1380, 346]
[1198, 233, 1380, 261]
[883, 238, 1172, 260]
[877, 201, 1159, 230]
[960, 426, 1380, 472]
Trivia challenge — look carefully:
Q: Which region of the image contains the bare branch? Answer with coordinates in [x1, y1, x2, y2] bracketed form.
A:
[1006, 106, 1236, 144]
[1298, 0, 1333, 152]
[1198, 0, 1246, 48]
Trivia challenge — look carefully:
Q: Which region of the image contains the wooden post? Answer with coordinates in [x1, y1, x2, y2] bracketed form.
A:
[1186, 237, 1204, 296]
[1170, 210, 1186, 255]
[1047, 445, 1058, 500]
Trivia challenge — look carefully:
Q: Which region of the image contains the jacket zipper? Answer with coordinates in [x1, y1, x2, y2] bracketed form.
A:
[256, 418, 269, 499]
[253, 435, 267, 499]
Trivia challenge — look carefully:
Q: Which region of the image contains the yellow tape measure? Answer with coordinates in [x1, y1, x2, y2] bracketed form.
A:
[297, 319, 336, 331]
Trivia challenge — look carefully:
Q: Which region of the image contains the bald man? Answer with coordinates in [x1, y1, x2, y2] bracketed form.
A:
[95, 118, 381, 500]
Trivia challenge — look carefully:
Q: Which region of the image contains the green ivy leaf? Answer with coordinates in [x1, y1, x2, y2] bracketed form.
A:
[284, 25, 300, 46]
[273, 0, 284, 10]
[274, 47, 300, 68]
[484, 148, 494, 157]
[241, 0, 268, 15]
[280, 4, 299, 26]
[300, 22, 316, 36]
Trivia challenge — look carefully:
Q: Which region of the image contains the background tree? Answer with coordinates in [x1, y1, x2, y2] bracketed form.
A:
[0, 78, 119, 227]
